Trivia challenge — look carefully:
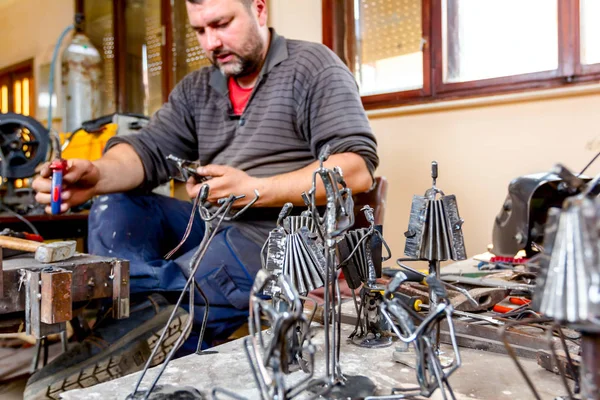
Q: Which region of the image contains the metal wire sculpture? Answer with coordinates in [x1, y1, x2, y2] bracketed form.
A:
[129, 185, 260, 400]
[366, 272, 461, 400]
[295, 146, 377, 398]
[400, 161, 469, 350]
[338, 205, 393, 348]
[214, 269, 327, 400]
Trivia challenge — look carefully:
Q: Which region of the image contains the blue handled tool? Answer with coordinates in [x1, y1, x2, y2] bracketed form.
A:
[49, 158, 68, 214]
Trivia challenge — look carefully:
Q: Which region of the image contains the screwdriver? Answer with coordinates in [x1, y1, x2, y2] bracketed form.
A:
[393, 292, 424, 312]
[382, 267, 426, 283]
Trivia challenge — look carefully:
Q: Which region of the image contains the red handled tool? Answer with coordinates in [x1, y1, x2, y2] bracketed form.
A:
[509, 297, 531, 306]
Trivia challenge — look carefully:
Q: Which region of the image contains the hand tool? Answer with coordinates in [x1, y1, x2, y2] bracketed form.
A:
[397, 262, 479, 307]
[422, 303, 505, 326]
[510, 297, 531, 306]
[0, 236, 76, 263]
[392, 291, 423, 312]
[0, 229, 44, 242]
[49, 132, 68, 215]
[0, 229, 45, 258]
[493, 304, 516, 314]
[441, 274, 536, 292]
[167, 154, 210, 183]
[383, 266, 425, 283]
[451, 287, 509, 312]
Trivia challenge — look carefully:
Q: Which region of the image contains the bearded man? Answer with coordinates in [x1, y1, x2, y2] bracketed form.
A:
[27, 0, 378, 397]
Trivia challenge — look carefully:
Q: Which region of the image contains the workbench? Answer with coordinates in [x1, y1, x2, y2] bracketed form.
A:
[0, 253, 130, 337]
[59, 316, 570, 400]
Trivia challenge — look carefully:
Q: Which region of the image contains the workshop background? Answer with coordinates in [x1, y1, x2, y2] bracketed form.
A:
[0, 0, 599, 261]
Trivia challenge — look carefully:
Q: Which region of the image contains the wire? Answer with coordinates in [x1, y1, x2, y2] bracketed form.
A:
[579, 150, 600, 176]
[0, 203, 40, 236]
[47, 24, 75, 132]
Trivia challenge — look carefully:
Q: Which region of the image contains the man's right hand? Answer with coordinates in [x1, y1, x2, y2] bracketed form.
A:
[32, 159, 101, 214]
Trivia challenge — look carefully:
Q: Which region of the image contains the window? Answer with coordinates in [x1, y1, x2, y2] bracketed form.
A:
[443, 0, 558, 83]
[580, 0, 600, 66]
[352, 0, 424, 96]
[323, 0, 600, 109]
[82, 0, 117, 116]
[78, 0, 213, 116]
[171, 0, 212, 84]
[0, 60, 34, 116]
[124, 0, 166, 116]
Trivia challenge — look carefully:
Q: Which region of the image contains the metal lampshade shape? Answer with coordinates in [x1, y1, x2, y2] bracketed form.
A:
[262, 204, 326, 297]
[534, 194, 600, 329]
[404, 162, 466, 262]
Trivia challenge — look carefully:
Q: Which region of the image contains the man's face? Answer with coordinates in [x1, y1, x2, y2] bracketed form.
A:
[187, 0, 267, 78]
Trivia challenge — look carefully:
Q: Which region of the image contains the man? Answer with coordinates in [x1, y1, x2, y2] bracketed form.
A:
[27, 0, 378, 397]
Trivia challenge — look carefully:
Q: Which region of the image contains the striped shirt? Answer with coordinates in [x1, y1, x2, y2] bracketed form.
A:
[106, 29, 379, 244]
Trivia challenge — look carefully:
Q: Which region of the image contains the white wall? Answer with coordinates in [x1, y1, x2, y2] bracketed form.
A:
[268, 0, 322, 43]
[0, 0, 73, 70]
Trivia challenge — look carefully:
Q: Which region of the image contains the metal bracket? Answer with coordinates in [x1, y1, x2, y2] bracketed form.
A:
[24, 269, 65, 339]
[112, 260, 130, 319]
[40, 268, 72, 324]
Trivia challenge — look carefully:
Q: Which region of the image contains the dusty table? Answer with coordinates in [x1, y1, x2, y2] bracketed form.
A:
[61, 323, 570, 400]
[0, 253, 130, 337]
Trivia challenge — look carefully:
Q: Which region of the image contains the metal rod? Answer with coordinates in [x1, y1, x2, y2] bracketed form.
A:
[132, 197, 235, 398]
[546, 324, 575, 400]
[581, 331, 600, 400]
[499, 319, 543, 400]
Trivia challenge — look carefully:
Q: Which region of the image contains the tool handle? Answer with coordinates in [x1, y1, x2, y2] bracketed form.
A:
[50, 159, 68, 215]
[0, 235, 42, 252]
[51, 169, 63, 214]
[383, 267, 424, 283]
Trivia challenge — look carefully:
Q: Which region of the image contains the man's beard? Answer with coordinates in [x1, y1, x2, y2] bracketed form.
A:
[210, 30, 264, 77]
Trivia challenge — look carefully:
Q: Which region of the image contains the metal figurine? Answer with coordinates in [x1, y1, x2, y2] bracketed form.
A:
[338, 205, 393, 348]
[304, 146, 377, 398]
[231, 270, 325, 400]
[129, 185, 260, 400]
[401, 161, 467, 348]
[367, 272, 461, 400]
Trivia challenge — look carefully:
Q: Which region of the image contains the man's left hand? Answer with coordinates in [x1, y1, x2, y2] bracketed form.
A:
[186, 164, 264, 207]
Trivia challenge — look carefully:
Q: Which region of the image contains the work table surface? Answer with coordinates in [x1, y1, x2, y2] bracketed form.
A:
[61, 322, 569, 400]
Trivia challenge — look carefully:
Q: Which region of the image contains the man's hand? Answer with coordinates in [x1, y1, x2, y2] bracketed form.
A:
[32, 159, 101, 214]
[186, 164, 264, 207]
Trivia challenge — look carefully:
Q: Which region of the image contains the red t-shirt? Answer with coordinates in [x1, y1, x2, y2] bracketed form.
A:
[228, 77, 253, 115]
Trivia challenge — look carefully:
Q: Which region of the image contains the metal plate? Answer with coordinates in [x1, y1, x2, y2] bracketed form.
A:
[404, 195, 428, 258]
[441, 194, 467, 260]
[40, 269, 72, 324]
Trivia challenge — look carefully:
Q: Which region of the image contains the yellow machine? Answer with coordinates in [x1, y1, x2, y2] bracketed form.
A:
[59, 123, 118, 161]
